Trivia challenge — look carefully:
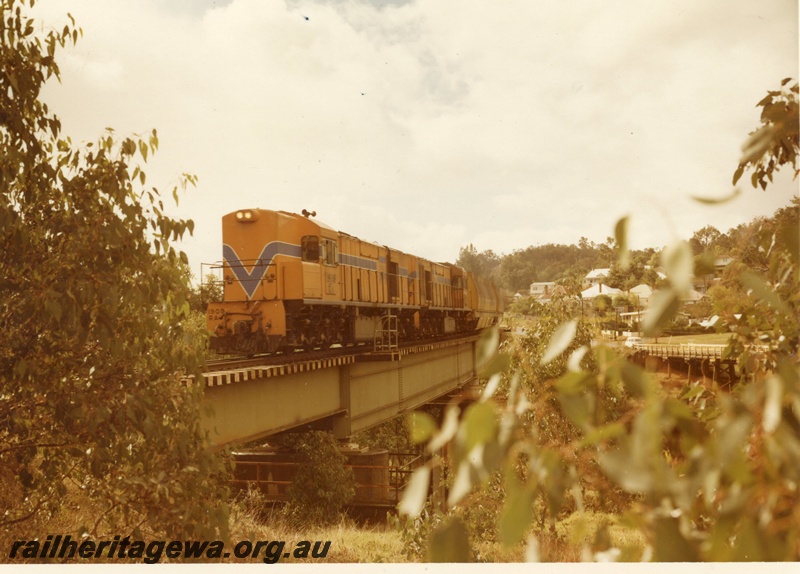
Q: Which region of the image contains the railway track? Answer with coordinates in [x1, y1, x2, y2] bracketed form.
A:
[201, 332, 481, 374]
[203, 345, 361, 372]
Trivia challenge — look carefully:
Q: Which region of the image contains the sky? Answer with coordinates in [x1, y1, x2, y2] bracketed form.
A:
[33, 0, 799, 278]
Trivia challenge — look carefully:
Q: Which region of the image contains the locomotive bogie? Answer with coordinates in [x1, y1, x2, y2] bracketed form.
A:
[207, 209, 503, 355]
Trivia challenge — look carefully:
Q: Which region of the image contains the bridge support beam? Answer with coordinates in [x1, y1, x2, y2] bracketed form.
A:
[332, 364, 352, 439]
[198, 337, 479, 448]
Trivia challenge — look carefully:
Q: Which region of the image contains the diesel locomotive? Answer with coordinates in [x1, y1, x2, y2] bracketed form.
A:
[205, 209, 503, 355]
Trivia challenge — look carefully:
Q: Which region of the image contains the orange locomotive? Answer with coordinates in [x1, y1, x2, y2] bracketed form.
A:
[206, 209, 502, 355]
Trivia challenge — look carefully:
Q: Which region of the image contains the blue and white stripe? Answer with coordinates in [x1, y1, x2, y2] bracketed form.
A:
[224, 241, 452, 300]
[223, 242, 301, 299]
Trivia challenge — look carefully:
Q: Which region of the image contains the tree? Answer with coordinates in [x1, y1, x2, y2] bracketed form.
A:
[188, 272, 223, 313]
[554, 274, 584, 298]
[705, 283, 754, 316]
[279, 431, 356, 525]
[611, 293, 636, 310]
[1, 0, 229, 541]
[592, 294, 613, 316]
[689, 225, 722, 255]
[499, 243, 600, 292]
[456, 244, 501, 278]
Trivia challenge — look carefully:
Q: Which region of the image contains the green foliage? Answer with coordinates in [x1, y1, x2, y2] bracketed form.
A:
[592, 294, 613, 315]
[506, 295, 544, 316]
[389, 507, 444, 561]
[429, 517, 471, 562]
[733, 78, 799, 189]
[456, 243, 501, 279]
[353, 413, 420, 454]
[400, 79, 800, 562]
[605, 255, 660, 291]
[689, 225, 723, 256]
[513, 299, 598, 382]
[498, 242, 608, 292]
[458, 471, 505, 546]
[279, 431, 355, 526]
[490, 237, 662, 294]
[188, 273, 223, 313]
[1, 0, 229, 541]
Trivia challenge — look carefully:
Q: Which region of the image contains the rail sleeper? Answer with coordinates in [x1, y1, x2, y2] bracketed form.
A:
[199, 355, 358, 387]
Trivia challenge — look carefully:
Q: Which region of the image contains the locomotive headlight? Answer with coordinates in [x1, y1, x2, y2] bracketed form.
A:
[235, 209, 258, 222]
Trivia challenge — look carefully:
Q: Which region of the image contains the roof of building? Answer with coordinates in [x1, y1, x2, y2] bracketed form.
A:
[581, 283, 621, 298]
[585, 268, 611, 280]
[680, 289, 705, 302]
[629, 284, 653, 297]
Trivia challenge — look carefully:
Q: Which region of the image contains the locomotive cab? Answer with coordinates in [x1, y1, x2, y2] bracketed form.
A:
[207, 209, 338, 354]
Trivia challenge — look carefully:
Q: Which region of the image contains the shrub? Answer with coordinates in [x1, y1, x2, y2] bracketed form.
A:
[278, 431, 355, 526]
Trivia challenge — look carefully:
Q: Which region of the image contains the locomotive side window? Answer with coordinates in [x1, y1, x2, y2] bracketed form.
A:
[322, 239, 338, 266]
[388, 261, 399, 300]
[425, 271, 432, 303]
[301, 235, 320, 262]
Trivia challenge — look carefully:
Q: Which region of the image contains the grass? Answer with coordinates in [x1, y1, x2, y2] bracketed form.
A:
[227, 487, 650, 563]
[228, 490, 407, 563]
[4, 463, 645, 565]
[555, 512, 646, 561]
[4, 447, 648, 565]
[3, 484, 407, 565]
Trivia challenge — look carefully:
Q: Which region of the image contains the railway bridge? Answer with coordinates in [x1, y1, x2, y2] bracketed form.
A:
[183, 336, 481, 512]
[631, 342, 738, 384]
[185, 335, 481, 448]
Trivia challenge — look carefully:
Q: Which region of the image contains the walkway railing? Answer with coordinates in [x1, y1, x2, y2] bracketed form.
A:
[633, 343, 728, 360]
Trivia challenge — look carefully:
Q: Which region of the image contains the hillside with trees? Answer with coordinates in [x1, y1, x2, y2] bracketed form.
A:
[457, 199, 798, 322]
